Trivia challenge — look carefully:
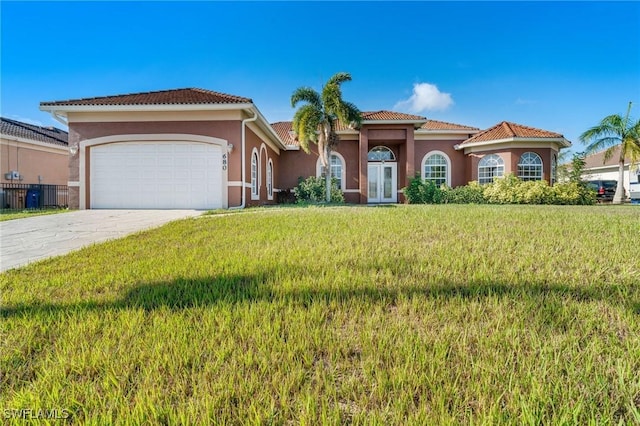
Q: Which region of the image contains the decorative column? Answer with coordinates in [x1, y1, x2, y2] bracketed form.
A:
[359, 127, 369, 204]
[405, 125, 415, 185]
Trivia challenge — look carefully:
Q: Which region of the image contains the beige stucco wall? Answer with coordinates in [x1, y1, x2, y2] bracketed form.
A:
[1, 137, 68, 185]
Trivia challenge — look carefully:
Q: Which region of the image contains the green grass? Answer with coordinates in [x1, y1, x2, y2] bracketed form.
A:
[0, 209, 68, 222]
[2, 205, 640, 424]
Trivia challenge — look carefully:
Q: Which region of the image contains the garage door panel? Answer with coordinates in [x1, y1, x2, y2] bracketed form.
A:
[90, 142, 223, 209]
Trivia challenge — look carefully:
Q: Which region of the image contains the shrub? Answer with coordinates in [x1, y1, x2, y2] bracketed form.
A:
[518, 180, 554, 204]
[483, 174, 521, 204]
[483, 175, 556, 205]
[440, 174, 596, 206]
[550, 181, 596, 205]
[276, 188, 296, 204]
[293, 176, 344, 204]
[403, 176, 444, 204]
[442, 181, 486, 204]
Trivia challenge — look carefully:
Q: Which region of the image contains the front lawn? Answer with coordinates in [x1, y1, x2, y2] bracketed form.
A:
[1, 205, 639, 424]
[0, 208, 68, 222]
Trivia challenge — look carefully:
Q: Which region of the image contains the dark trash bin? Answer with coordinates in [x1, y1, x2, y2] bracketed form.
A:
[26, 189, 41, 209]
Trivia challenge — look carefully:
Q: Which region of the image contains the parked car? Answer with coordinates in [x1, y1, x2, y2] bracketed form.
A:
[586, 180, 618, 202]
[630, 182, 640, 204]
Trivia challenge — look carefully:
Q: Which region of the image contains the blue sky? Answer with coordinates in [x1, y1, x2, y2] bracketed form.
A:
[2, 1, 639, 153]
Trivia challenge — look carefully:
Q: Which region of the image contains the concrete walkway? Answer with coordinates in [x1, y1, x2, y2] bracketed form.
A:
[0, 210, 202, 272]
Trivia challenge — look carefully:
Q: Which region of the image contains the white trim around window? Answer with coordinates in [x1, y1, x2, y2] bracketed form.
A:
[421, 150, 451, 187]
[267, 158, 274, 200]
[316, 152, 346, 191]
[518, 151, 543, 181]
[251, 148, 259, 200]
[478, 153, 505, 184]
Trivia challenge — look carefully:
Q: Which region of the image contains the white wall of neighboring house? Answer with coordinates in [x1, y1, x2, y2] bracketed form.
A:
[582, 163, 640, 195]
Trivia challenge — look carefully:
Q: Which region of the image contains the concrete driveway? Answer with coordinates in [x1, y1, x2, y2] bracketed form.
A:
[0, 210, 202, 272]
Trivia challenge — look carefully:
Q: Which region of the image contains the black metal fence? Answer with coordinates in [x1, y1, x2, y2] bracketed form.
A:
[1, 184, 69, 210]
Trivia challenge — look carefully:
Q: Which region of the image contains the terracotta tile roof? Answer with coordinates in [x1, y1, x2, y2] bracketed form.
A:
[271, 121, 297, 145]
[420, 119, 479, 131]
[362, 110, 427, 121]
[461, 121, 564, 145]
[583, 145, 632, 169]
[40, 88, 252, 107]
[1, 117, 68, 146]
[272, 114, 479, 145]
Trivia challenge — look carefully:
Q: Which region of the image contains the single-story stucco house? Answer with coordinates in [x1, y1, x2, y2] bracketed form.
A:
[40, 88, 570, 210]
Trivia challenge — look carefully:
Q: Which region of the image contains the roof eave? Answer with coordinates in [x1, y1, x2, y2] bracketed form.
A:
[39, 102, 288, 150]
[458, 136, 571, 150]
[246, 106, 288, 150]
[362, 119, 428, 128]
[336, 129, 359, 135]
[39, 103, 256, 114]
[416, 128, 480, 135]
[0, 133, 69, 149]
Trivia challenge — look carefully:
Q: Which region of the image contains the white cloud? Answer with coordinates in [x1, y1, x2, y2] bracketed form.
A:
[394, 82, 454, 113]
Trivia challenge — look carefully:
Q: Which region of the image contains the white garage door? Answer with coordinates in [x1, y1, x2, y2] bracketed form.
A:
[90, 142, 223, 209]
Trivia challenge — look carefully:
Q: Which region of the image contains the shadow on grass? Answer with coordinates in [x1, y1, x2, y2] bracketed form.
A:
[2, 271, 639, 318]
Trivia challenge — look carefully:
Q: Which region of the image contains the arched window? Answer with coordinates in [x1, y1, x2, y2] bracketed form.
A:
[518, 152, 543, 181]
[316, 153, 345, 190]
[251, 149, 259, 199]
[478, 154, 504, 184]
[367, 146, 396, 162]
[421, 151, 451, 186]
[267, 159, 273, 200]
[551, 154, 557, 185]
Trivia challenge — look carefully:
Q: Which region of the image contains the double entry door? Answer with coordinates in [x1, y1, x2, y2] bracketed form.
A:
[367, 163, 397, 203]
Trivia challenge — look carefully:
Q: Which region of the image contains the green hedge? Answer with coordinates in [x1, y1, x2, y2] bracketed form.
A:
[403, 174, 596, 205]
[293, 176, 345, 204]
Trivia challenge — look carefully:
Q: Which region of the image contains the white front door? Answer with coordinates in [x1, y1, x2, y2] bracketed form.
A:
[367, 163, 397, 203]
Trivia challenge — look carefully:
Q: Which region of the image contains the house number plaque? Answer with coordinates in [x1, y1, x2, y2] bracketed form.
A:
[222, 153, 227, 171]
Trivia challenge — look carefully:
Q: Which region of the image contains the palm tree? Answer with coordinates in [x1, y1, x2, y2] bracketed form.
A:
[291, 72, 362, 202]
[580, 102, 640, 204]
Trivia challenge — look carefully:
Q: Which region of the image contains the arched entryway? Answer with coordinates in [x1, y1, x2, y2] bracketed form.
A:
[367, 146, 397, 203]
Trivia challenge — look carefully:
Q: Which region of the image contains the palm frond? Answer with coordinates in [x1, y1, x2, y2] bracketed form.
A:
[337, 101, 362, 127]
[292, 104, 322, 153]
[290, 71, 359, 155]
[321, 82, 342, 117]
[628, 118, 640, 150]
[291, 87, 322, 109]
[326, 72, 352, 87]
[581, 106, 640, 168]
[580, 119, 623, 153]
[602, 145, 620, 162]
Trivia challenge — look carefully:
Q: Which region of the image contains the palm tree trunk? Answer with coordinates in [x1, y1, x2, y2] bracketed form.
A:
[318, 122, 332, 203]
[613, 155, 625, 204]
[325, 146, 332, 203]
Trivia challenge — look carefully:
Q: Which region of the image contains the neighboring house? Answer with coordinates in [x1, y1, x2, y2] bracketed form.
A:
[1, 117, 69, 185]
[1, 117, 69, 208]
[40, 88, 570, 210]
[580, 145, 640, 194]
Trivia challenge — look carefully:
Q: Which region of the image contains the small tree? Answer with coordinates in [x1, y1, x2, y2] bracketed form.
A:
[580, 102, 640, 203]
[569, 152, 587, 184]
[291, 73, 362, 203]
